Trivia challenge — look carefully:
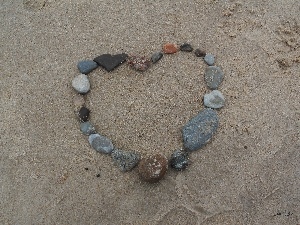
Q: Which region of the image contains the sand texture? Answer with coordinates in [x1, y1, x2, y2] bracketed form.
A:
[1, 0, 299, 224]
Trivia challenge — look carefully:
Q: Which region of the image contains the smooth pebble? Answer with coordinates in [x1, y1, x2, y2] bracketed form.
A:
[94, 53, 128, 72]
[204, 90, 225, 109]
[205, 66, 224, 90]
[80, 121, 96, 135]
[72, 74, 90, 94]
[163, 43, 178, 54]
[204, 54, 215, 66]
[77, 60, 98, 74]
[180, 43, 193, 52]
[194, 49, 206, 57]
[88, 134, 114, 154]
[151, 52, 163, 63]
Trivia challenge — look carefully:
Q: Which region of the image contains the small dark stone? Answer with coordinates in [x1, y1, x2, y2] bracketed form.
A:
[151, 52, 163, 63]
[94, 53, 128, 72]
[78, 107, 90, 122]
[84, 167, 89, 170]
[96, 174, 100, 177]
[194, 48, 206, 57]
[170, 149, 189, 171]
[180, 43, 193, 52]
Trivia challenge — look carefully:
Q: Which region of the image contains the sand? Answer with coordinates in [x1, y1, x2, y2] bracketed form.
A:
[1, 0, 299, 224]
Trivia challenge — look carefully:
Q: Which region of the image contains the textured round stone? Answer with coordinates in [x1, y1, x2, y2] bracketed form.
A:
[72, 74, 90, 94]
[138, 153, 168, 183]
[204, 54, 215, 66]
[182, 108, 219, 151]
[88, 134, 114, 154]
[78, 107, 90, 122]
[180, 43, 193, 52]
[80, 121, 96, 135]
[204, 66, 224, 90]
[194, 48, 206, 57]
[151, 52, 163, 63]
[163, 43, 178, 54]
[73, 95, 85, 108]
[170, 149, 189, 171]
[204, 90, 225, 109]
[77, 60, 98, 74]
[111, 149, 140, 172]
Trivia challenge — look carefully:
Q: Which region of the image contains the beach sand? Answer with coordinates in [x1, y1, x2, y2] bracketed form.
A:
[1, 0, 299, 224]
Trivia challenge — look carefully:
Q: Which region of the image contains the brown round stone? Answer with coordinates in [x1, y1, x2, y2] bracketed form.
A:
[138, 153, 168, 183]
[163, 43, 178, 54]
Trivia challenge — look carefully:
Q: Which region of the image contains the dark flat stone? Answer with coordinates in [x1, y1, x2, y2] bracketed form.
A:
[94, 53, 128, 72]
[151, 52, 163, 63]
[180, 43, 193, 52]
[182, 108, 219, 151]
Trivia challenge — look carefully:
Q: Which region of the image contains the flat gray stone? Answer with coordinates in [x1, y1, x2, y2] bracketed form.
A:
[80, 121, 96, 135]
[204, 54, 215, 65]
[111, 149, 140, 172]
[182, 108, 219, 151]
[72, 74, 90, 94]
[77, 60, 98, 74]
[88, 133, 114, 154]
[151, 52, 163, 63]
[204, 90, 225, 109]
[204, 66, 224, 90]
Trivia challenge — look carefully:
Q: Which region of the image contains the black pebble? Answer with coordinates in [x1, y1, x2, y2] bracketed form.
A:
[194, 48, 206, 57]
[78, 107, 90, 122]
[170, 149, 189, 171]
[96, 174, 100, 177]
[180, 43, 193, 52]
[94, 53, 128, 72]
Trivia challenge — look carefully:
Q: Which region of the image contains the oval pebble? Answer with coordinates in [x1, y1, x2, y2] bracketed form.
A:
[180, 43, 193, 52]
[204, 54, 215, 66]
[182, 108, 219, 151]
[78, 106, 90, 122]
[138, 153, 168, 183]
[204, 66, 224, 90]
[151, 52, 163, 63]
[77, 60, 98, 74]
[88, 133, 114, 154]
[204, 90, 225, 109]
[80, 121, 96, 135]
[111, 149, 140, 172]
[72, 74, 90, 94]
[194, 48, 206, 57]
[163, 43, 178, 54]
[170, 149, 189, 171]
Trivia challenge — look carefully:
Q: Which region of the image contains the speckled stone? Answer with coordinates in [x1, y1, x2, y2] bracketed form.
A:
[204, 54, 215, 66]
[182, 108, 219, 151]
[204, 90, 225, 109]
[180, 43, 193, 52]
[204, 66, 224, 90]
[88, 133, 114, 154]
[77, 60, 98, 74]
[151, 52, 163, 63]
[163, 43, 178, 54]
[127, 56, 151, 71]
[78, 107, 90, 122]
[138, 153, 168, 183]
[72, 74, 90, 94]
[111, 149, 140, 172]
[170, 149, 189, 171]
[80, 121, 96, 135]
[194, 49, 206, 57]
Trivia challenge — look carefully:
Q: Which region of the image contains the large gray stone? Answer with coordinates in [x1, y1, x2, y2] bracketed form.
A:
[182, 108, 219, 151]
[88, 133, 114, 154]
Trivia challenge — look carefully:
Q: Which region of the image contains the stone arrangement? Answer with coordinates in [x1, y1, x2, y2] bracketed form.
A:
[72, 43, 225, 183]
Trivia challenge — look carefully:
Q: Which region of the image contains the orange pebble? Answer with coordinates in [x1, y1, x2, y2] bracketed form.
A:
[163, 43, 178, 54]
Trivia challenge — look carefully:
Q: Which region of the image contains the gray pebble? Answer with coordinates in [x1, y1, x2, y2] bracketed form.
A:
[182, 108, 219, 151]
[170, 149, 189, 170]
[204, 90, 225, 109]
[151, 52, 163, 63]
[204, 66, 224, 90]
[111, 149, 140, 172]
[204, 54, 215, 66]
[88, 133, 114, 154]
[80, 121, 96, 135]
[72, 74, 90, 94]
[77, 60, 98, 74]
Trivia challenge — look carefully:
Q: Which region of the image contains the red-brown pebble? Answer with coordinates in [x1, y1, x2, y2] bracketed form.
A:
[163, 43, 178, 54]
[138, 153, 168, 183]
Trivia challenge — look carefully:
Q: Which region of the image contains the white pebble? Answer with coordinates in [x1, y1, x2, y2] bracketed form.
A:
[72, 74, 90, 94]
[204, 90, 225, 109]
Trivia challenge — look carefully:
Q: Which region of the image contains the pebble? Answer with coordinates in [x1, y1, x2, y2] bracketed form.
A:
[94, 53, 128, 72]
[138, 153, 168, 183]
[204, 90, 225, 109]
[80, 121, 96, 135]
[127, 55, 151, 71]
[194, 48, 206, 57]
[170, 149, 189, 171]
[111, 149, 140, 172]
[163, 43, 178, 54]
[73, 95, 85, 108]
[204, 54, 215, 66]
[204, 66, 224, 90]
[180, 43, 193, 52]
[77, 106, 90, 122]
[151, 52, 163, 63]
[88, 133, 114, 154]
[182, 108, 219, 151]
[77, 60, 98, 74]
[72, 74, 90, 94]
